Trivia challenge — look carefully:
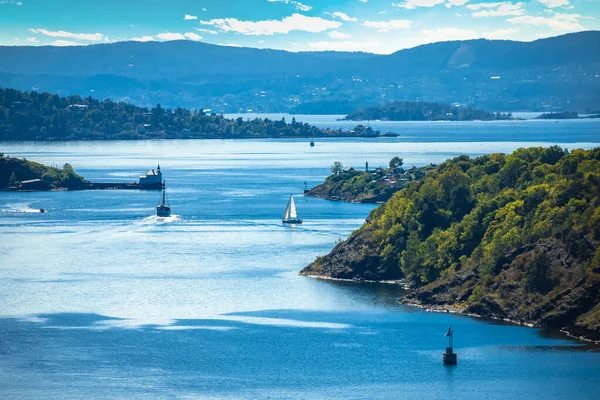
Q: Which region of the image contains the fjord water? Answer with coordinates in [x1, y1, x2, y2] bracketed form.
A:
[1, 121, 600, 399]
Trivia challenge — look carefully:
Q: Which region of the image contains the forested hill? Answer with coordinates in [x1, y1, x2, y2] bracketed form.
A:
[0, 31, 598, 112]
[0, 88, 335, 140]
[0, 154, 85, 189]
[302, 146, 600, 340]
[343, 101, 513, 121]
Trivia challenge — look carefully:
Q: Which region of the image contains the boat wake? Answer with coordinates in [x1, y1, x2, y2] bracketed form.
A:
[1, 203, 45, 214]
[142, 214, 181, 223]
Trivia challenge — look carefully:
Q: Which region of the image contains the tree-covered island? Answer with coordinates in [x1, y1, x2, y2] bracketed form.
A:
[302, 146, 600, 341]
[1, 88, 390, 141]
[535, 111, 580, 119]
[534, 111, 600, 119]
[343, 101, 514, 121]
[0, 153, 86, 190]
[305, 157, 435, 203]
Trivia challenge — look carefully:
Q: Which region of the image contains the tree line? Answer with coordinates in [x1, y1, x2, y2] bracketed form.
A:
[0, 88, 343, 141]
[0, 153, 85, 189]
[344, 101, 514, 121]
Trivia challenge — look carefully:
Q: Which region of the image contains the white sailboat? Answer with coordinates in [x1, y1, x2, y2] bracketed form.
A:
[282, 194, 302, 224]
[156, 181, 171, 217]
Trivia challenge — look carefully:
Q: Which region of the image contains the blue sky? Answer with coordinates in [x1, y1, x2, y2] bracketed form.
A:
[0, 0, 598, 53]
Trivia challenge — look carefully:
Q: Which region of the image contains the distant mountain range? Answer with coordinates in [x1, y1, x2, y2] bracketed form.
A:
[0, 31, 599, 113]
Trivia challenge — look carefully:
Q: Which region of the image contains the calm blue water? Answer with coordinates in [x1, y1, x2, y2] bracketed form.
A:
[1, 125, 600, 399]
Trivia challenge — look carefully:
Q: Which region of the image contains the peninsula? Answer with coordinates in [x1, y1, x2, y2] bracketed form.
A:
[0, 154, 86, 190]
[1, 88, 382, 141]
[0, 154, 163, 191]
[305, 158, 434, 203]
[342, 101, 514, 121]
[535, 112, 600, 119]
[302, 146, 600, 341]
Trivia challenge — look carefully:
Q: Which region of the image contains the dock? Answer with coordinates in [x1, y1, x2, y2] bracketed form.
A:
[82, 182, 162, 190]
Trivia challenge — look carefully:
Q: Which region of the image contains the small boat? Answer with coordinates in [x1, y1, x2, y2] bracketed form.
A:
[156, 182, 171, 217]
[39, 208, 45, 213]
[282, 194, 302, 224]
[310, 141, 315, 147]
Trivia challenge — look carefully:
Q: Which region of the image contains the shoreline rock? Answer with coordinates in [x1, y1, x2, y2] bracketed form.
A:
[301, 271, 600, 345]
[398, 296, 600, 345]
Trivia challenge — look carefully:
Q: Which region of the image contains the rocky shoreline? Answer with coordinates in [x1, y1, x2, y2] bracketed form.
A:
[302, 271, 600, 345]
[398, 297, 600, 345]
[300, 272, 414, 289]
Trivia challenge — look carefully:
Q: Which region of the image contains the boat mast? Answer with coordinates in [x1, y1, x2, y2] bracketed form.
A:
[162, 180, 166, 205]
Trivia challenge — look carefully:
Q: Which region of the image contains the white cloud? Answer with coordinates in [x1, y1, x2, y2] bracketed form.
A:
[537, 0, 569, 8]
[328, 30, 351, 39]
[199, 13, 341, 36]
[326, 12, 358, 22]
[359, 0, 368, 2]
[362, 19, 412, 32]
[378, 10, 387, 14]
[507, 12, 585, 31]
[466, 2, 503, 9]
[392, 0, 444, 10]
[26, 37, 38, 42]
[184, 32, 203, 41]
[306, 40, 380, 52]
[445, 0, 470, 7]
[196, 28, 219, 34]
[0, 0, 23, 5]
[267, 0, 312, 11]
[131, 36, 155, 42]
[482, 27, 519, 38]
[184, 14, 198, 20]
[419, 27, 479, 41]
[51, 40, 80, 46]
[469, 2, 525, 17]
[156, 32, 186, 40]
[305, 25, 520, 54]
[28, 28, 105, 41]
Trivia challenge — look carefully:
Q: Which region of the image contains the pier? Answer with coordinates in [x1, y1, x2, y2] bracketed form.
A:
[82, 181, 162, 190]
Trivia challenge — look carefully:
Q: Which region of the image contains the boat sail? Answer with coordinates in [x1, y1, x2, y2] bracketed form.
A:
[156, 181, 171, 217]
[282, 194, 302, 224]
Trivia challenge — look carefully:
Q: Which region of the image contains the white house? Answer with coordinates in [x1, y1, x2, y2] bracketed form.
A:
[139, 165, 163, 187]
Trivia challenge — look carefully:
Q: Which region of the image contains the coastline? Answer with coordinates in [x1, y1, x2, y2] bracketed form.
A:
[300, 272, 413, 289]
[400, 297, 600, 345]
[303, 192, 381, 204]
[301, 272, 600, 345]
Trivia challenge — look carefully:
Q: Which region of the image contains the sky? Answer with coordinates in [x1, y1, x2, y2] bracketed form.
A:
[0, 0, 598, 53]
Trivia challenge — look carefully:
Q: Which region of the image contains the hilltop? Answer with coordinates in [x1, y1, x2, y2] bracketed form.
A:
[302, 147, 600, 341]
[0, 31, 598, 112]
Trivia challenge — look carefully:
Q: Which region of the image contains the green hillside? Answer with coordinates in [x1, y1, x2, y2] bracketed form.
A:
[302, 146, 600, 340]
[0, 153, 85, 189]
